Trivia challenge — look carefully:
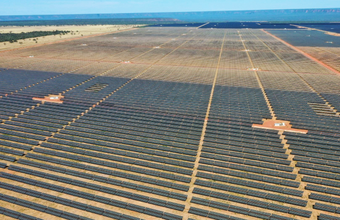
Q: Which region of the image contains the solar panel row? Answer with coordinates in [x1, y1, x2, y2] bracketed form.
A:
[0, 27, 339, 219]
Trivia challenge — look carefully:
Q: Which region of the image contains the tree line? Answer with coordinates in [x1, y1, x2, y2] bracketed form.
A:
[0, 30, 70, 43]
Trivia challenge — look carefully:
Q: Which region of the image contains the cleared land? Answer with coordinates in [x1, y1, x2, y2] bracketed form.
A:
[0, 25, 339, 220]
[0, 25, 140, 52]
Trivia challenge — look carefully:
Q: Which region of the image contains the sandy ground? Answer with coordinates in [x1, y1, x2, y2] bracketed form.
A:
[325, 32, 340, 37]
[291, 24, 340, 37]
[0, 25, 142, 51]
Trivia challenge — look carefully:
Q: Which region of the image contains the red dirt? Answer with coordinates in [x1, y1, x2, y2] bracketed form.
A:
[33, 94, 64, 104]
[253, 119, 308, 134]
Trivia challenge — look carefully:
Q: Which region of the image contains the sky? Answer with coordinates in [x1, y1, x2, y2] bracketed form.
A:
[0, 0, 339, 16]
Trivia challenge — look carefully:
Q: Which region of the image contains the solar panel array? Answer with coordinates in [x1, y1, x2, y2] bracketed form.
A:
[0, 26, 339, 220]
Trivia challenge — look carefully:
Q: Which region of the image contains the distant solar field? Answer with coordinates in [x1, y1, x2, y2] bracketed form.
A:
[150, 22, 299, 29]
[297, 23, 340, 34]
[0, 24, 339, 220]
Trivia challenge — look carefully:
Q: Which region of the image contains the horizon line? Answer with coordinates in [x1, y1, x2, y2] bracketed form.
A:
[1, 7, 340, 17]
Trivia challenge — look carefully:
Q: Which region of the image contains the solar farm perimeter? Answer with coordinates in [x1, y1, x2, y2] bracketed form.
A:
[0, 23, 339, 220]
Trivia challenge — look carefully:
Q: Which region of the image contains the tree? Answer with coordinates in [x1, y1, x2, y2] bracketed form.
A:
[0, 30, 70, 43]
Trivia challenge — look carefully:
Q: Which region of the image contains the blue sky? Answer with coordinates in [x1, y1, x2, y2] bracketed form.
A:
[1, 0, 339, 15]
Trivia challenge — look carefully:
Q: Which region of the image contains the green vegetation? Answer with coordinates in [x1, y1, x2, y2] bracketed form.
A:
[0, 30, 70, 43]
